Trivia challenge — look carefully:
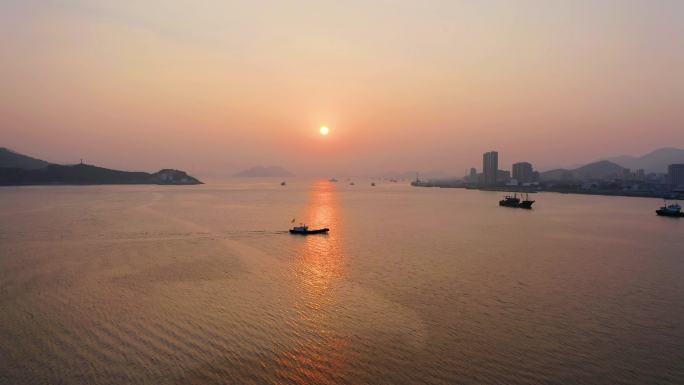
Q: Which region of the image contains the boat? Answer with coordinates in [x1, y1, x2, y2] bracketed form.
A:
[329, 178, 338, 182]
[280, 181, 286, 186]
[656, 201, 683, 217]
[289, 225, 330, 235]
[371, 182, 376, 186]
[350, 182, 355, 186]
[499, 193, 535, 209]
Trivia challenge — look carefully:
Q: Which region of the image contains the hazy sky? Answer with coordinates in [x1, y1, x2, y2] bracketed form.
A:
[2, 0, 683, 176]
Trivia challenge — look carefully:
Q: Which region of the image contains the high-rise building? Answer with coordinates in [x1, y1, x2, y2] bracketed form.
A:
[482, 151, 498, 185]
[512, 162, 534, 183]
[668, 164, 684, 187]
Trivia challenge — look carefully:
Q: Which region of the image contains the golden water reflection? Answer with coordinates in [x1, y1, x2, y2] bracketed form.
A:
[287, 180, 348, 384]
[296, 180, 345, 299]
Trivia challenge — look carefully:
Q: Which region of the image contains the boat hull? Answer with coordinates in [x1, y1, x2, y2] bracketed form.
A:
[499, 200, 535, 209]
[499, 201, 519, 207]
[289, 228, 330, 235]
[656, 210, 684, 217]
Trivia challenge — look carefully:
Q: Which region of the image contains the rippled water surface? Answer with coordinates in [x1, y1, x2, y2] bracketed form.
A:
[1, 179, 683, 385]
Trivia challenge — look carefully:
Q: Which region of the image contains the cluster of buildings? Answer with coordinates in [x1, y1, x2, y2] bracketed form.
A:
[463, 150, 684, 197]
[464, 151, 539, 187]
[570, 164, 684, 197]
[413, 150, 683, 198]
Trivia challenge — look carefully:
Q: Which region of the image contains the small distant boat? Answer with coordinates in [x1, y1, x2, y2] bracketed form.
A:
[329, 178, 338, 182]
[371, 182, 376, 186]
[499, 193, 535, 209]
[349, 182, 355, 186]
[656, 201, 683, 217]
[289, 225, 330, 235]
[280, 181, 286, 186]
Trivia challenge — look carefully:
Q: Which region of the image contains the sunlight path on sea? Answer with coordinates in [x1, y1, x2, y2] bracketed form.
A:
[128, 181, 428, 384]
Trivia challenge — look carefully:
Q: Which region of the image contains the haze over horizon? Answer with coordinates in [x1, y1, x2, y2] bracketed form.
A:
[2, 1, 683, 177]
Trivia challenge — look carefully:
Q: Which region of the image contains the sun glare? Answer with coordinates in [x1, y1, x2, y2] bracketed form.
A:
[320, 126, 330, 136]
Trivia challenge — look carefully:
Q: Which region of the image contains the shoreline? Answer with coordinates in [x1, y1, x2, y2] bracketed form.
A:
[411, 183, 684, 200]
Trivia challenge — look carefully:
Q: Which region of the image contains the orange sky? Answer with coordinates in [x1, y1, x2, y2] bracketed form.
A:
[1, 1, 683, 177]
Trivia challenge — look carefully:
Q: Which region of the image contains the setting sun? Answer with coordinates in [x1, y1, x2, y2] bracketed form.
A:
[319, 126, 330, 136]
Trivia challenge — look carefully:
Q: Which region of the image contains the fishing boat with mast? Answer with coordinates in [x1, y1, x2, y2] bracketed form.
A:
[499, 192, 535, 209]
[655, 200, 683, 217]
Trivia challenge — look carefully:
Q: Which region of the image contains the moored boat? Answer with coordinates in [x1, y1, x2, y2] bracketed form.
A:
[656, 201, 683, 217]
[499, 193, 535, 209]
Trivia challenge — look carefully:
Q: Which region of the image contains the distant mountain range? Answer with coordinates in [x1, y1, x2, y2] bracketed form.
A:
[602, 147, 684, 173]
[233, 166, 294, 177]
[540, 160, 628, 182]
[0, 148, 202, 185]
[538, 147, 684, 182]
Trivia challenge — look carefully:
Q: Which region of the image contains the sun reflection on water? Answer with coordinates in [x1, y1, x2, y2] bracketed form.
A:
[296, 180, 345, 298]
[286, 179, 349, 384]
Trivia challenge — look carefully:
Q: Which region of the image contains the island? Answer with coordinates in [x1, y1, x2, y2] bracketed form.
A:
[0, 148, 202, 186]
